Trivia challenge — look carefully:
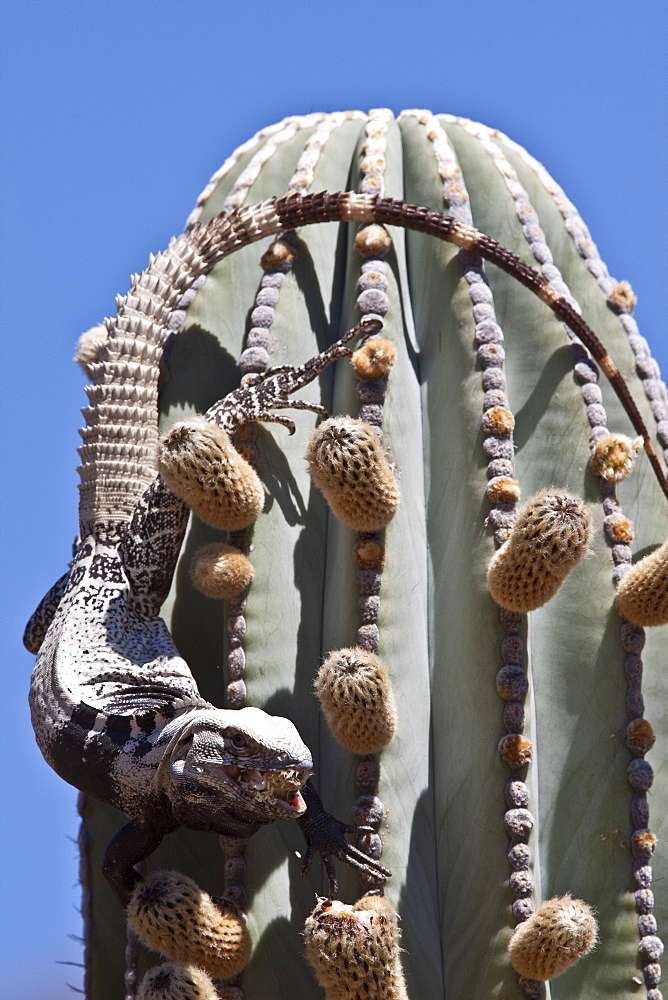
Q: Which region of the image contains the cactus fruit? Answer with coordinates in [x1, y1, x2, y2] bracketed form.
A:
[64, 110, 668, 999]
[314, 647, 398, 754]
[158, 416, 264, 530]
[127, 871, 251, 979]
[306, 417, 400, 531]
[616, 540, 668, 626]
[487, 490, 592, 612]
[304, 895, 408, 999]
[136, 962, 220, 1000]
[190, 542, 254, 599]
[507, 895, 598, 980]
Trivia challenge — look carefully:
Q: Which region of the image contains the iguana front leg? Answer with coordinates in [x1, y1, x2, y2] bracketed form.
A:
[298, 781, 390, 895]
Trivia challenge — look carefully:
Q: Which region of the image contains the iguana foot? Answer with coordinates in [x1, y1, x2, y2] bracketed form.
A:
[297, 780, 391, 896]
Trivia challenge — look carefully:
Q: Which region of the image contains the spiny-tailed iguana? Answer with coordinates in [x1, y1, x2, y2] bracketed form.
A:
[25, 191, 668, 909]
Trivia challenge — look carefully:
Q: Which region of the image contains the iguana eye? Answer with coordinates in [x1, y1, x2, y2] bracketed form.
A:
[228, 731, 249, 751]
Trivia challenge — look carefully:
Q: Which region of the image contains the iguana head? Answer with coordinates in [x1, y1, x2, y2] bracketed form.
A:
[161, 707, 313, 835]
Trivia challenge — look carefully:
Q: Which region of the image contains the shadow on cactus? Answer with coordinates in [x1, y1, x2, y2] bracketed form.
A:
[25, 109, 667, 1000]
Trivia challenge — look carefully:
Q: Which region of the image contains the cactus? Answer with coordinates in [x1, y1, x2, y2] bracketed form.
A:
[71, 109, 667, 998]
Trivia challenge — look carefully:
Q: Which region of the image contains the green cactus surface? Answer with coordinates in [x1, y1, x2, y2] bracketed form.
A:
[76, 109, 667, 999]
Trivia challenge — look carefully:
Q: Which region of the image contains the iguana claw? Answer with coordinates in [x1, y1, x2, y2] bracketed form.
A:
[297, 780, 391, 896]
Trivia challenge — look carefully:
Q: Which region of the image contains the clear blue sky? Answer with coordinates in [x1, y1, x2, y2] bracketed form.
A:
[1, 1, 666, 996]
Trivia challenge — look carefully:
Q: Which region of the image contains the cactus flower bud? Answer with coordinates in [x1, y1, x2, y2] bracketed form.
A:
[190, 542, 254, 599]
[487, 490, 592, 612]
[314, 646, 398, 754]
[158, 416, 264, 530]
[616, 540, 668, 627]
[508, 894, 598, 980]
[128, 871, 251, 979]
[306, 417, 400, 532]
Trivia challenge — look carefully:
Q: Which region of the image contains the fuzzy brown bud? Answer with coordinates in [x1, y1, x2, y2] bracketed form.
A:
[351, 337, 397, 380]
[616, 541, 668, 627]
[487, 476, 521, 504]
[190, 543, 254, 599]
[482, 406, 515, 435]
[314, 647, 398, 754]
[353, 540, 386, 569]
[626, 718, 656, 755]
[128, 871, 251, 979]
[498, 734, 533, 769]
[260, 238, 296, 271]
[508, 895, 598, 980]
[487, 490, 592, 612]
[306, 417, 400, 532]
[158, 416, 264, 530]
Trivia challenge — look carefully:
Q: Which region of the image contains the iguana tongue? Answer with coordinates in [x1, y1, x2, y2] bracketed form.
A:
[274, 790, 307, 814]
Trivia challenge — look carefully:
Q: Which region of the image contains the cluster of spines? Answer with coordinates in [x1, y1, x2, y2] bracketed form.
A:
[303, 894, 408, 999]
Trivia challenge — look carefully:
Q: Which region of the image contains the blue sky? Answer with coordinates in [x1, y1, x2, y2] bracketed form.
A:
[1, 1, 666, 996]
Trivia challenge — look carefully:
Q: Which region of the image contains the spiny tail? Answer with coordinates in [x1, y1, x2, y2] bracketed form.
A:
[78, 191, 668, 535]
[77, 202, 293, 534]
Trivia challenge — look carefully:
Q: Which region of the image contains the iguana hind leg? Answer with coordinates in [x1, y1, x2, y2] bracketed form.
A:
[102, 816, 174, 907]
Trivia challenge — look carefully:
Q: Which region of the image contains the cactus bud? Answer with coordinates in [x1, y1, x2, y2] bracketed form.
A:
[314, 646, 398, 754]
[354, 224, 392, 258]
[615, 540, 668, 627]
[136, 962, 219, 1000]
[607, 280, 637, 312]
[508, 895, 598, 980]
[353, 539, 386, 569]
[190, 543, 254, 599]
[158, 416, 265, 530]
[304, 895, 407, 1000]
[487, 490, 592, 612]
[306, 417, 400, 532]
[626, 718, 656, 755]
[351, 337, 397, 380]
[127, 871, 251, 979]
[591, 433, 643, 483]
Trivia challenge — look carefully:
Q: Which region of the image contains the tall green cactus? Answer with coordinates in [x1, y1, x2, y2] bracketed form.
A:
[77, 109, 667, 999]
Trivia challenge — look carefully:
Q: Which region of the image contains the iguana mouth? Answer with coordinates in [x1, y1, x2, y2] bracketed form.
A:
[210, 763, 309, 814]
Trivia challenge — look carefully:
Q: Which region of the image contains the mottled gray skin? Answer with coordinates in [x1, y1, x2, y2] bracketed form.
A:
[26, 309, 388, 905]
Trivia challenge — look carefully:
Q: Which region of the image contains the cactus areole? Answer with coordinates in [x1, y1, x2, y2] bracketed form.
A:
[26, 110, 667, 1000]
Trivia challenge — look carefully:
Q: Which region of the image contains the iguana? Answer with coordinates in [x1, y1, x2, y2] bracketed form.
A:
[25, 191, 668, 910]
